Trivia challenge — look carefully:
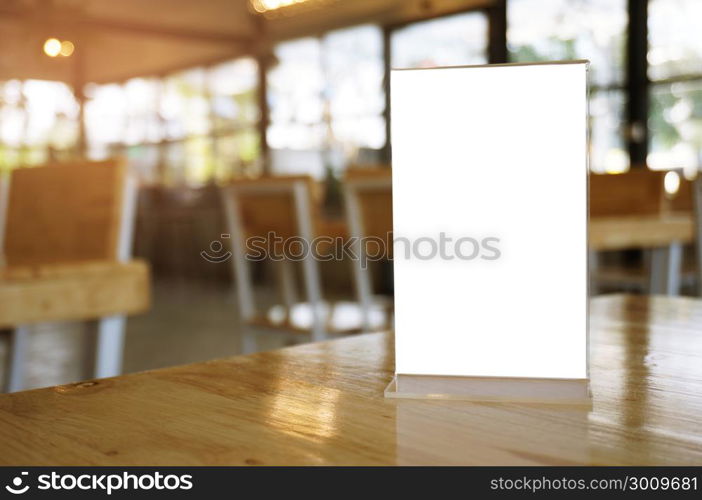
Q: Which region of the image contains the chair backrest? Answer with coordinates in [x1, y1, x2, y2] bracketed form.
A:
[1, 159, 134, 267]
[343, 167, 393, 256]
[590, 169, 666, 218]
[221, 176, 320, 241]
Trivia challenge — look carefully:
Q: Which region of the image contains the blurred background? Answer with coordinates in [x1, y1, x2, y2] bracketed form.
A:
[0, 0, 701, 390]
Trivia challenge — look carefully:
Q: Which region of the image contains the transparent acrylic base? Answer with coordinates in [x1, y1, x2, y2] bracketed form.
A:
[385, 374, 591, 405]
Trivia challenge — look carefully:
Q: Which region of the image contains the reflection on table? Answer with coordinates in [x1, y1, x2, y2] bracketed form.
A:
[0, 295, 701, 465]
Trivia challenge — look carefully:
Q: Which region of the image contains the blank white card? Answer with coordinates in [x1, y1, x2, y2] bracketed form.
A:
[391, 62, 588, 379]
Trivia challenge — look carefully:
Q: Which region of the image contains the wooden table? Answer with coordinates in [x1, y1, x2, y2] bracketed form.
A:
[1, 294, 701, 466]
[589, 214, 694, 252]
[590, 214, 695, 295]
[321, 212, 696, 296]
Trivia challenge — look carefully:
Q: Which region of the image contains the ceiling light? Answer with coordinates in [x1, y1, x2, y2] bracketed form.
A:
[43, 38, 62, 57]
[250, 0, 303, 13]
[60, 40, 75, 57]
[250, 0, 336, 15]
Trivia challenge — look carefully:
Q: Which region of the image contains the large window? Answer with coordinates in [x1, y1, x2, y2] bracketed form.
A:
[324, 26, 386, 155]
[4, 3, 698, 180]
[648, 0, 702, 174]
[267, 38, 325, 154]
[0, 79, 79, 172]
[508, 0, 628, 173]
[267, 25, 384, 177]
[390, 11, 488, 69]
[84, 83, 127, 159]
[84, 57, 260, 186]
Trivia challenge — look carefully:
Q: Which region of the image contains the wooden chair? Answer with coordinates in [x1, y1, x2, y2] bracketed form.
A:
[343, 167, 394, 331]
[680, 174, 702, 296]
[221, 175, 393, 353]
[0, 159, 148, 392]
[220, 176, 329, 353]
[589, 169, 675, 294]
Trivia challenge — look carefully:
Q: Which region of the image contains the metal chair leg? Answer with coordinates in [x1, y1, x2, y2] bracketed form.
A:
[87, 315, 126, 379]
[4, 325, 30, 393]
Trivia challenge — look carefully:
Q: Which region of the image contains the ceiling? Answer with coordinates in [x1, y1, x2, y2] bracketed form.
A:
[0, 0, 491, 85]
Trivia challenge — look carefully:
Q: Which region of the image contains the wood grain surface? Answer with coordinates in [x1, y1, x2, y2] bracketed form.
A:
[3, 160, 126, 267]
[589, 214, 694, 251]
[0, 294, 701, 465]
[589, 169, 665, 218]
[0, 260, 151, 328]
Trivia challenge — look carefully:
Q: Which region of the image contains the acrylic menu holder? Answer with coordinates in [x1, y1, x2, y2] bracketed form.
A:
[385, 62, 590, 404]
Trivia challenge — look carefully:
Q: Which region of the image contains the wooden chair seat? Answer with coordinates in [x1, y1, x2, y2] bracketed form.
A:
[0, 260, 150, 329]
[589, 169, 692, 296]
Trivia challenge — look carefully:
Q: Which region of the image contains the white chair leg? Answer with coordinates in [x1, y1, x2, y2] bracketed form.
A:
[352, 254, 374, 332]
[241, 325, 258, 355]
[300, 256, 325, 343]
[666, 242, 683, 296]
[4, 325, 30, 393]
[650, 247, 666, 294]
[344, 186, 374, 331]
[278, 260, 298, 309]
[293, 182, 326, 343]
[91, 315, 126, 379]
[650, 243, 683, 296]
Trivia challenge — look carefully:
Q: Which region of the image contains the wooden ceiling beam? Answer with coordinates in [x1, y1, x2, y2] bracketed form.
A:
[78, 17, 254, 45]
[0, 5, 255, 45]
